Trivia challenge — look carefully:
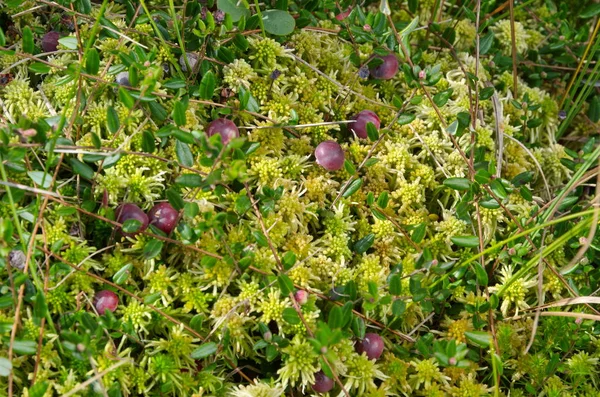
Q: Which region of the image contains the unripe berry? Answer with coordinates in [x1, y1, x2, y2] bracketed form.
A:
[94, 290, 118, 315]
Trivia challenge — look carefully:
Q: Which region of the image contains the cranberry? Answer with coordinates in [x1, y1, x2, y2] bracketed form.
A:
[206, 118, 239, 145]
[42, 31, 61, 53]
[94, 290, 118, 315]
[115, 203, 149, 236]
[350, 110, 380, 139]
[369, 53, 399, 80]
[355, 332, 384, 360]
[315, 140, 345, 171]
[147, 202, 179, 235]
[294, 290, 309, 305]
[312, 370, 334, 393]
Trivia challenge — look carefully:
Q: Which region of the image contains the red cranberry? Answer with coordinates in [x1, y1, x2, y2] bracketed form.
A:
[115, 203, 149, 236]
[312, 370, 334, 393]
[355, 332, 384, 360]
[294, 290, 309, 305]
[335, 7, 352, 21]
[94, 290, 118, 315]
[206, 118, 239, 145]
[315, 140, 345, 171]
[369, 53, 399, 80]
[42, 31, 61, 53]
[350, 110, 380, 139]
[147, 202, 179, 235]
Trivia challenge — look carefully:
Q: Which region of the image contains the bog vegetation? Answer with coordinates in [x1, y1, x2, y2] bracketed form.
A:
[0, 0, 600, 396]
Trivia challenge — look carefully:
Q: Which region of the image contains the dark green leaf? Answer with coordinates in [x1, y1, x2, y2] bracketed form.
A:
[392, 299, 406, 316]
[479, 31, 494, 55]
[589, 96, 600, 123]
[33, 289, 47, 324]
[0, 27, 5, 47]
[328, 306, 343, 329]
[107, 106, 120, 134]
[166, 188, 185, 211]
[122, 219, 142, 233]
[142, 130, 156, 153]
[69, 158, 94, 179]
[342, 178, 362, 198]
[191, 342, 218, 359]
[443, 177, 471, 191]
[451, 235, 480, 248]
[28, 62, 51, 74]
[118, 87, 135, 109]
[354, 233, 375, 254]
[175, 140, 194, 167]
[397, 113, 415, 125]
[113, 263, 132, 285]
[252, 231, 268, 247]
[22, 27, 34, 53]
[489, 179, 508, 200]
[278, 274, 294, 296]
[344, 159, 356, 175]
[366, 122, 379, 141]
[147, 101, 168, 122]
[479, 87, 495, 100]
[172, 101, 187, 127]
[411, 223, 426, 243]
[282, 307, 301, 325]
[163, 78, 187, 90]
[377, 191, 389, 208]
[85, 48, 100, 75]
[143, 239, 163, 260]
[282, 251, 296, 270]
[473, 263, 488, 286]
[581, 4, 600, 18]
[389, 274, 402, 295]
[479, 197, 500, 209]
[28, 381, 48, 397]
[175, 174, 203, 187]
[199, 71, 216, 100]
[262, 10, 295, 36]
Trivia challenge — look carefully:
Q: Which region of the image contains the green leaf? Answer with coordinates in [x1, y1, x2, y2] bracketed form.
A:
[581, 4, 600, 18]
[175, 174, 203, 187]
[166, 188, 185, 211]
[479, 87, 495, 100]
[58, 36, 78, 50]
[490, 179, 508, 200]
[366, 122, 379, 141]
[433, 90, 451, 107]
[479, 31, 494, 55]
[328, 306, 343, 329]
[344, 159, 356, 175]
[85, 48, 100, 75]
[0, 357, 12, 377]
[589, 96, 600, 123]
[446, 120, 459, 135]
[69, 158, 94, 179]
[191, 342, 218, 359]
[22, 27, 34, 53]
[217, 0, 250, 22]
[465, 331, 491, 348]
[473, 263, 488, 286]
[342, 178, 362, 198]
[479, 197, 500, 209]
[283, 307, 301, 325]
[106, 106, 120, 134]
[451, 235, 480, 248]
[0, 27, 5, 47]
[28, 381, 49, 397]
[163, 78, 187, 90]
[175, 140, 194, 167]
[12, 340, 36, 355]
[278, 274, 294, 296]
[113, 263, 132, 285]
[172, 100, 187, 127]
[118, 87, 135, 109]
[198, 71, 216, 100]
[397, 113, 416, 125]
[33, 290, 47, 324]
[122, 219, 142, 233]
[411, 223, 426, 243]
[28, 62, 51, 74]
[282, 251, 296, 270]
[377, 191, 389, 208]
[443, 177, 471, 191]
[389, 274, 402, 295]
[354, 233, 375, 254]
[27, 171, 52, 188]
[148, 101, 167, 122]
[392, 299, 406, 316]
[142, 130, 155, 153]
[262, 10, 296, 36]
[252, 231, 268, 247]
[143, 239, 163, 260]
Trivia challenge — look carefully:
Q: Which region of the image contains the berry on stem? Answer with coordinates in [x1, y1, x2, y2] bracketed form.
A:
[312, 370, 334, 393]
[115, 203, 149, 236]
[42, 31, 61, 53]
[315, 140, 345, 171]
[355, 332, 384, 360]
[206, 118, 239, 145]
[147, 202, 179, 235]
[369, 53, 399, 80]
[94, 290, 118, 315]
[350, 110, 380, 139]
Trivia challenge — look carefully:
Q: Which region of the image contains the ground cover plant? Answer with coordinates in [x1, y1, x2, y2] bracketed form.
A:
[1, 0, 600, 395]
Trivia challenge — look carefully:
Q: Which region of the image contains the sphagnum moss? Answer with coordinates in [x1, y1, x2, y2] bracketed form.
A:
[0, 0, 599, 396]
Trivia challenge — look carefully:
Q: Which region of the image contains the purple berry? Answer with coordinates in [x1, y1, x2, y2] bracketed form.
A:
[355, 332, 384, 360]
[312, 370, 334, 393]
[115, 203, 149, 236]
[42, 31, 61, 53]
[350, 110, 380, 139]
[206, 118, 239, 145]
[94, 290, 118, 315]
[115, 71, 130, 87]
[369, 53, 399, 80]
[179, 53, 199, 72]
[315, 140, 345, 171]
[147, 202, 179, 235]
